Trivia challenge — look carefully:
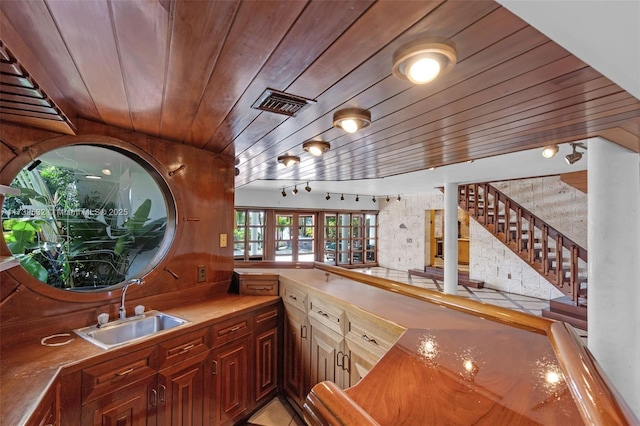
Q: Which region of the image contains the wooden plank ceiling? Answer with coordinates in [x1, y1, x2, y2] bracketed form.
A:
[1, 0, 638, 187]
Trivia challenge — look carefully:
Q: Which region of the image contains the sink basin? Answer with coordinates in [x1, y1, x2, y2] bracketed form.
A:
[74, 310, 189, 350]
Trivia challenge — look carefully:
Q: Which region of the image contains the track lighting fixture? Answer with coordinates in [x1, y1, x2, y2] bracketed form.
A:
[392, 40, 457, 84]
[293, 186, 298, 195]
[333, 108, 371, 133]
[281, 188, 287, 197]
[397, 195, 401, 202]
[277, 155, 300, 167]
[372, 195, 376, 203]
[305, 182, 312, 192]
[386, 195, 390, 203]
[541, 144, 559, 159]
[325, 193, 331, 200]
[341, 194, 344, 201]
[302, 141, 331, 156]
[355, 195, 359, 202]
[565, 143, 587, 165]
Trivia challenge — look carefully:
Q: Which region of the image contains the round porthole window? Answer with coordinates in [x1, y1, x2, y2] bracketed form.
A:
[2, 144, 175, 291]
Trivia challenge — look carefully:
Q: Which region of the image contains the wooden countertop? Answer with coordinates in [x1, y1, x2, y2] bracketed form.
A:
[238, 265, 638, 425]
[0, 294, 279, 426]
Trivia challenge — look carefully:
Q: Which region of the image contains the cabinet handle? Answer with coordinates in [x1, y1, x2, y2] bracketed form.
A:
[179, 343, 195, 354]
[115, 367, 134, 377]
[229, 325, 241, 332]
[288, 295, 297, 301]
[300, 325, 307, 339]
[317, 310, 330, 318]
[342, 353, 350, 373]
[253, 287, 271, 291]
[151, 389, 158, 407]
[362, 334, 378, 345]
[336, 351, 344, 368]
[212, 360, 218, 375]
[159, 384, 166, 403]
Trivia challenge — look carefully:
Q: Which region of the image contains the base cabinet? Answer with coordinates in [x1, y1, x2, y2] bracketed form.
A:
[55, 300, 282, 426]
[210, 336, 250, 426]
[157, 353, 207, 426]
[81, 375, 156, 426]
[283, 305, 310, 407]
[309, 319, 344, 389]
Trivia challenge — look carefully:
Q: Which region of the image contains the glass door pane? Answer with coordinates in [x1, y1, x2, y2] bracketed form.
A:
[275, 214, 293, 261]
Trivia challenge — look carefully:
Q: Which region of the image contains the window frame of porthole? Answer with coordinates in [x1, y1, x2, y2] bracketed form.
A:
[0, 136, 178, 302]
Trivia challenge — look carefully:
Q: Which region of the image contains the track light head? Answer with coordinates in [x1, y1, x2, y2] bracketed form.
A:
[340, 194, 344, 201]
[397, 195, 401, 202]
[293, 186, 298, 195]
[281, 188, 287, 197]
[325, 193, 331, 200]
[305, 182, 311, 192]
[565, 143, 587, 164]
[386, 195, 390, 203]
[355, 195, 359, 202]
[372, 195, 376, 203]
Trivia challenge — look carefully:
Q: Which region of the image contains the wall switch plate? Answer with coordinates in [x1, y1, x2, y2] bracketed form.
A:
[220, 233, 227, 247]
[197, 266, 206, 282]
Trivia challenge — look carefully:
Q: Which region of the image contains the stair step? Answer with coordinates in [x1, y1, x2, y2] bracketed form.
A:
[542, 307, 588, 330]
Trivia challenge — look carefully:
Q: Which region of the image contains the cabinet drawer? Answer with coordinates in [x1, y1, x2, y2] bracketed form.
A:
[212, 313, 253, 348]
[82, 346, 157, 403]
[254, 303, 281, 331]
[281, 283, 307, 313]
[240, 280, 279, 296]
[157, 327, 209, 370]
[346, 310, 403, 355]
[308, 296, 345, 335]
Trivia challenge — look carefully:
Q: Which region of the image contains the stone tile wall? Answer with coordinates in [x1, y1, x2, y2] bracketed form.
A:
[378, 176, 587, 300]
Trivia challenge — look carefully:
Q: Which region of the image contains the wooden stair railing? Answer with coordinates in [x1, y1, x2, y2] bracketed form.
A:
[458, 183, 587, 305]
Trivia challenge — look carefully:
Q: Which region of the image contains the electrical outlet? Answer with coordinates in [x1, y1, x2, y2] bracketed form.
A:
[219, 233, 227, 247]
[197, 266, 206, 282]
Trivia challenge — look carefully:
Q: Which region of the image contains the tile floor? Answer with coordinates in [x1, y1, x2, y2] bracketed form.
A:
[245, 266, 588, 426]
[244, 396, 304, 426]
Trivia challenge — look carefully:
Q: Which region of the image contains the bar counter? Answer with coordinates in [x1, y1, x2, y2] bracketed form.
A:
[241, 264, 638, 425]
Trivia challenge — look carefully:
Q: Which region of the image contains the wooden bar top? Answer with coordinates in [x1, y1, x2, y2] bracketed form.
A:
[0, 294, 279, 426]
[238, 265, 638, 425]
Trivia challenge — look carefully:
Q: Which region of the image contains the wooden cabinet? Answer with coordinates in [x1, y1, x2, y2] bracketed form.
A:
[283, 305, 310, 407]
[156, 328, 210, 426]
[82, 375, 156, 426]
[69, 301, 282, 426]
[253, 304, 280, 406]
[309, 318, 345, 389]
[235, 272, 279, 296]
[26, 379, 59, 426]
[209, 336, 250, 426]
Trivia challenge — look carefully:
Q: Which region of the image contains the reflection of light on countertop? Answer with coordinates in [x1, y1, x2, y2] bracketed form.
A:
[418, 336, 439, 362]
[533, 356, 566, 405]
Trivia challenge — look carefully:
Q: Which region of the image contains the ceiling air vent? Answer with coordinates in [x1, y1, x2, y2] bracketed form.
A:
[251, 88, 315, 117]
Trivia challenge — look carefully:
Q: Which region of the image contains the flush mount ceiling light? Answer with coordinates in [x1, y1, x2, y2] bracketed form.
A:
[333, 108, 371, 133]
[303, 141, 331, 156]
[277, 155, 300, 167]
[392, 41, 457, 84]
[565, 142, 587, 165]
[541, 144, 560, 159]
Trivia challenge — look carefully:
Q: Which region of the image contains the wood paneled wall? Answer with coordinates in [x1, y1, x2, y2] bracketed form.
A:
[0, 120, 235, 348]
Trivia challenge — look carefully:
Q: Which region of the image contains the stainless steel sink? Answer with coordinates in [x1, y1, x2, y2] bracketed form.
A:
[74, 310, 189, 350]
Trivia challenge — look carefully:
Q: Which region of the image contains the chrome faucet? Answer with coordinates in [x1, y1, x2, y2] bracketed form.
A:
[119, 278, 143, 319]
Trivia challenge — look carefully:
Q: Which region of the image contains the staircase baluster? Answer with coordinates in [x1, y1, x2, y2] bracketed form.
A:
[473, 183, 479, 217]
[556, 235, 564, 287]
[504, 199, 510, 243]
[570, 245, 578, 301]
[542, 226, 549, 274]
[482, 184, 489, 226]
[528, 216, 535, 263]
[516, 207, 523, 254]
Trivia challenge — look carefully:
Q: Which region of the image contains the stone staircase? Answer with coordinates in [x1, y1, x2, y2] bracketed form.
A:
[458, 183, 587, 329]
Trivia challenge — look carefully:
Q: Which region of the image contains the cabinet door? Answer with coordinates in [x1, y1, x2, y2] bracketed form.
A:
[157, 352, 208, 426]
[310, 319, 344, 389]
[255, 326, 278, 405]
[210, 336, 250, 426]
[283, 306, 310, 407]
[344, 339, 377, 388]
[26, 379, 59, 426]
[81, 375, 155, 426]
